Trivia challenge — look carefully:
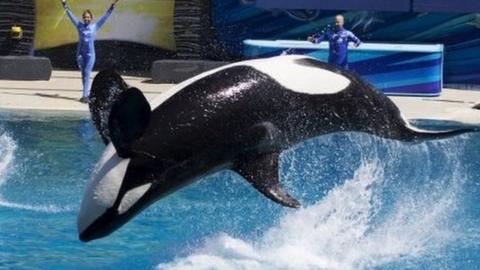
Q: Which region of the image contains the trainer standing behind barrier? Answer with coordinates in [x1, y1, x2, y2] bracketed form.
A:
[61, 0, 119, 103]
[307, 14, 361, 70]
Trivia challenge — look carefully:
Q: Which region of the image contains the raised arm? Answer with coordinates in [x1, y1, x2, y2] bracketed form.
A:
[95, 0, 118, 30]
[62, 0, 80, 27]
[307, 26, 332, 44]
[312, 33, 326, 44]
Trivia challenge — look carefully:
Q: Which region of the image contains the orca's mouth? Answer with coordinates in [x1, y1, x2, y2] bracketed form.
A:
[78, 189, 154, 242]
[79, 208, 122, 242]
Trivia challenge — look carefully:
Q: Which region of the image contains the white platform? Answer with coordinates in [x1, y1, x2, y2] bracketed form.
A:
[0, 70, 479, 126]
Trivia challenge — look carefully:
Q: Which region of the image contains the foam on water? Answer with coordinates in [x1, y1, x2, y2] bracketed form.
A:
[0, 200, 75, 213]
[0, 133, 16, 187]
[157, 137, 469, 270]
[0, 132, 74, 214]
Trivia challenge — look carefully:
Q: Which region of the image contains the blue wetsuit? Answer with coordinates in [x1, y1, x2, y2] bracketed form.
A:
[64, 4, 114, 98]
[313, 27, 361, 69]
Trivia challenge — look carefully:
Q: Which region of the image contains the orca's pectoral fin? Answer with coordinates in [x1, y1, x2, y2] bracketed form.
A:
[233, 152, 300, 208]
[108, 87, 151, 158]
[90, 69, 129, 144]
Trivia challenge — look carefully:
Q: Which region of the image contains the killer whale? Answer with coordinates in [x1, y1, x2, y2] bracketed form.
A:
[78, 55, 475, 241]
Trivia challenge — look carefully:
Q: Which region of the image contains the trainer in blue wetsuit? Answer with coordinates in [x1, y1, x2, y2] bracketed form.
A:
[308, 14, 361, 70]
[61, 0, 119, 102]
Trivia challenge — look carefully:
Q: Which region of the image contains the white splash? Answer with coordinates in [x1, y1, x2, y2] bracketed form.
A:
[207, 79, 257, 102]
[156, 156, 461, 270]
[0, 132, 74, 214]
[0, 200, 74, 213]
[0, 133, 16, 187]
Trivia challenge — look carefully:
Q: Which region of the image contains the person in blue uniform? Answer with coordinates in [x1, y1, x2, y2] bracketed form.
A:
[61, 0, 119, 103]
[307, 14, 361, 70]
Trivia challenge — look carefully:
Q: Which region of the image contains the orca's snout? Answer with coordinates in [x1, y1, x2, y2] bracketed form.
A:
[77, 143, 156, 241]
[78, 208, 120, 242]
[77, 144, 130, 242]
[79, 221, 107, 242]
[79, 230, 95, 242]
[78, 192, 151, 242]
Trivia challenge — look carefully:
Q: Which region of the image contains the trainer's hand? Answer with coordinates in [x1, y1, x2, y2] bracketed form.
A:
[61, 0, 66, 7]
[307, 36, 315, 43]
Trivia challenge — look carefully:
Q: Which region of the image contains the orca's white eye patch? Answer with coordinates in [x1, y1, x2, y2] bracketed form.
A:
[118, 183, 152, 215]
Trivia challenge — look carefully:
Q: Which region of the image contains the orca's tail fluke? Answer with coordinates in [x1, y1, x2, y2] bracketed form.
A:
[371, 119, 478, 142]
[404, 124, 478, 142]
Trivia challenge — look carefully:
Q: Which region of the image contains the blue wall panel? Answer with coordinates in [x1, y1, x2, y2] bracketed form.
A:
[243, 40, 444, 96]
[211, 0, 480, 85]
[256, 0, 411, 12]
[256, 0, 480, 13]
[413, 0, 480, 12]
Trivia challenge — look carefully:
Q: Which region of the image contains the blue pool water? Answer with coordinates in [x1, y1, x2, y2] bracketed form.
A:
[0, 113, 479, 269]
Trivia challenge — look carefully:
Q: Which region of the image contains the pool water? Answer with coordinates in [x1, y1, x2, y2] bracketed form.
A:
[0, 114, 479, 269]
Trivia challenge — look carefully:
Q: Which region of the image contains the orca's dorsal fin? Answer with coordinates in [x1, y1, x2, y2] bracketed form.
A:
[90, 69, 129, 144]
[108, 87, 151, 158]
[233, 151, 300, 208]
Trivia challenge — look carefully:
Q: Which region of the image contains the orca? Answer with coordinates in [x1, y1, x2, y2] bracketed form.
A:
[78, 55, 475, 241]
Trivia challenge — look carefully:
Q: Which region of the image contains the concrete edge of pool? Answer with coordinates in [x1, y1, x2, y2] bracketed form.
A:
[0, 70, 479, 126]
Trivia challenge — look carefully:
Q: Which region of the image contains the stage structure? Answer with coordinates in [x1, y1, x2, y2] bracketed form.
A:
[1, 0, 479, 85]
[0, 0, 51, 80]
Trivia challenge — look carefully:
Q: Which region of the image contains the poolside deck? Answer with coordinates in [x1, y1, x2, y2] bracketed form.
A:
[0, 70, 479, 125]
